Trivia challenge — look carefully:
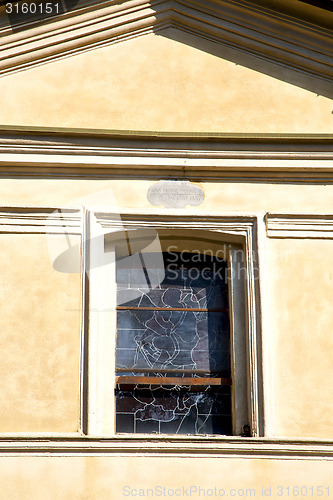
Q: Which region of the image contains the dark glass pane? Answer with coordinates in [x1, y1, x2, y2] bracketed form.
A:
[116, 310, 230, 372]
[117, 251, 228, 310]
[115, 413, 135, 433]
[115, 386, 232, 435]
[117, 285, 228, 310]
[115, 251, 232, 435]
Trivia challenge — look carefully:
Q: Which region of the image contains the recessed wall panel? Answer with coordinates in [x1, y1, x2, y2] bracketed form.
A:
[0, 233, 81, 432]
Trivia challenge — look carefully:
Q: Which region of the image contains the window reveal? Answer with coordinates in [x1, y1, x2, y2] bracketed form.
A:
[115, 252, 232, 435]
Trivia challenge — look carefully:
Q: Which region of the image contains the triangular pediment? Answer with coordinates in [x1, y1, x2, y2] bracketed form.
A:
[1, 0, 332, 84]
[0, 0, 332, 133]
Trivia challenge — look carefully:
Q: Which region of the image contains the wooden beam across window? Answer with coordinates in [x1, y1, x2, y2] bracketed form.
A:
[115, 376, 232, 386]
[117, 306, 228, 312]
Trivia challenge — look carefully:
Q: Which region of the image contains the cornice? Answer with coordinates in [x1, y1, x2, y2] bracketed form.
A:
[0, 436, 332, 458]
[266, 214, 333, 238]
[0, 0, 332, 82]
[0, 207, 82, 233]
[0, 125, 332, 142]
[0, 127, 332, 182]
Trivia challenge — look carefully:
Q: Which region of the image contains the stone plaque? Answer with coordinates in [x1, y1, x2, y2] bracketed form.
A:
[147, 180, 204, 208]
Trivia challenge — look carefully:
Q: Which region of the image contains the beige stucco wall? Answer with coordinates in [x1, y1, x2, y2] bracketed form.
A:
[0, 233, 81, 432]
[0, 178, 332, 214]
[0, 30, 331, 133]
[267, 238, 333, 438]
[0, 455, 331, 499]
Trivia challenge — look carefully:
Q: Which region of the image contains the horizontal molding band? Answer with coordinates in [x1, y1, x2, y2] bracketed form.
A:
[0, 207, 82, 233]
[1, 146, 333, 159]
[0, 127, 332, 150]
[2, 168, 333, 183]
[2, 153, 333, 168]
[266, 214, 333, 238]
[0, 436, 331, 458]
[1, 125, 333, 141]
[0, 155, 333, 181]
[0, 129, 332, 181]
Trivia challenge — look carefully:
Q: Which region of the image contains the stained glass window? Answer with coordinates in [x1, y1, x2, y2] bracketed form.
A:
[115, 251, 232, 435]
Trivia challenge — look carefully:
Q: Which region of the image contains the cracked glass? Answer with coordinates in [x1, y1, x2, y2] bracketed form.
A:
[115, 251, 232, 435]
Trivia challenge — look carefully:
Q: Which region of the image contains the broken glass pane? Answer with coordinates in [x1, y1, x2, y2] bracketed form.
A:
[116, 310, 230, 373]
[116, 386, 232, 434]
[115, 252, 232, 435]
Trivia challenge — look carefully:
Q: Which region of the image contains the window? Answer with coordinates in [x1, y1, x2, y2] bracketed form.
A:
[87, 212, 261, 437]
[115, 251, 232, 435]
[0, 207, 262, 439]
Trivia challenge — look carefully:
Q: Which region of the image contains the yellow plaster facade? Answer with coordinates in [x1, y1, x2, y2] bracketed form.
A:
[268, 238, 333, 438]
[0, 178, 332, 213]
[0, 456, 332, 499]
[0, 233, 81, 432]
[0, 0, 333, 497]
[0, 31, 331, 133]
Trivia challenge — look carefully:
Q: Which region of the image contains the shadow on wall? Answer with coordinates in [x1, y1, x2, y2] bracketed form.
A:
[150, 2, 333, 100]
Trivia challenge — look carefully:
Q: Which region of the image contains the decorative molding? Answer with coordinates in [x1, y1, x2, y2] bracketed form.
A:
[0, 207, 82, 233]
[0, 128, 332, 182]
[0, 0, 332, 82]
[94, 210, 263, 437]
[266, 214, 333, 238]
[95, 211, 256, 232]
[0, 436, 332, 458]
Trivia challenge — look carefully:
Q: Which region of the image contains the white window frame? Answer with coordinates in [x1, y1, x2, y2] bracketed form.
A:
[86, 209, 262, 437]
